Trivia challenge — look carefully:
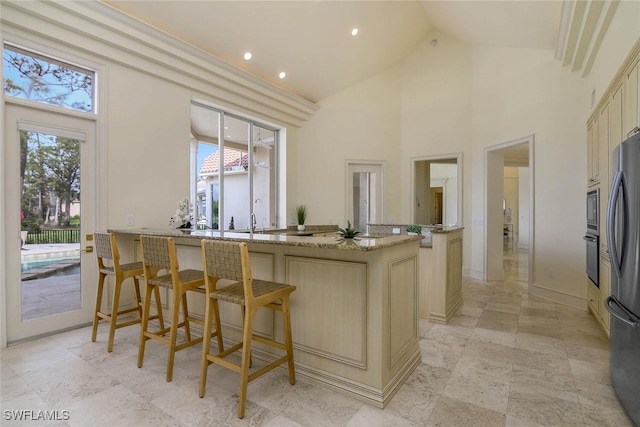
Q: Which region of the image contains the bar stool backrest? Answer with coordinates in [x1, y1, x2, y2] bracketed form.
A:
[140, 235, 174, 271]
[95, 232, 119, 270]
[202, 240, 253, 299]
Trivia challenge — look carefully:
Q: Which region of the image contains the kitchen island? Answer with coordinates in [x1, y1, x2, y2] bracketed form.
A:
[110, 228, 422, 408]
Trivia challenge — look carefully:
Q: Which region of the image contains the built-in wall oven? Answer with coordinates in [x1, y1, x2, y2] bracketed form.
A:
[584, 188, 600, 287]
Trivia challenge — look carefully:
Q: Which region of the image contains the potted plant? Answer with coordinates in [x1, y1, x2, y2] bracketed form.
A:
[296, 205, 307, 231]
[337, 221, 361, 239]
[406, 225, 422, 235]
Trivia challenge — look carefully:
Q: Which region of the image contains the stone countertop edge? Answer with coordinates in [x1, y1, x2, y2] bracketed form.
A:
[109, 228, 423, 252]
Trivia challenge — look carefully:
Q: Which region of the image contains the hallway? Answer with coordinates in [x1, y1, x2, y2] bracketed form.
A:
[0, 246, 633, 426]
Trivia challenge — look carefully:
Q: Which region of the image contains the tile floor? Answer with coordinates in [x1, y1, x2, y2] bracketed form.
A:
[1, 246, 635, 426]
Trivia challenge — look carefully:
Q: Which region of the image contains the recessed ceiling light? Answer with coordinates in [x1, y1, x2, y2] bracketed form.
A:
[243, 52, 252, 61]
[351, 28, 359, 37]
[278, 71, 286, 79]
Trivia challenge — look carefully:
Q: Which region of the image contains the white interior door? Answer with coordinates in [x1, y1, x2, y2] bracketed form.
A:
[4, 103, 97, 342]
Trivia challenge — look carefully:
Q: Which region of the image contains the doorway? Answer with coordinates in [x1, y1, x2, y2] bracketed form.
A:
[411, 153, 463, 227]
[4, 103, 97, 342]
[484, 136, 534, 286]
[346, 161, 385, 230]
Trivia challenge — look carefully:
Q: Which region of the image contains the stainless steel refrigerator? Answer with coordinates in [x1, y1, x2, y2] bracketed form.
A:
[605, 130, 640, 425]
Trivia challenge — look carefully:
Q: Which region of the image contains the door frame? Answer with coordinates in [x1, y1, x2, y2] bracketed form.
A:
[2, 99, 106, 345]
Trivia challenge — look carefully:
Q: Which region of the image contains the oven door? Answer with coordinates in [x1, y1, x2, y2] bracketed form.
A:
[584, 233, 599, 287]
[586, 189, 599, 233]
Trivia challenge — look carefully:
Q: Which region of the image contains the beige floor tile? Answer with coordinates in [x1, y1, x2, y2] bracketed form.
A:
[2, 245, 634, 427]
[427, 396, 506, 426]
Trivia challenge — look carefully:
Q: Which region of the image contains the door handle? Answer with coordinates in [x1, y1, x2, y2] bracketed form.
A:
[605, 295, 640, 328]
[80, 246, 93, 253]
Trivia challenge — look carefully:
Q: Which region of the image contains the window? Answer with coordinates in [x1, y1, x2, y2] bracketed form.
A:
[191, 102, 278, 231]
[3, 44, 94, 113]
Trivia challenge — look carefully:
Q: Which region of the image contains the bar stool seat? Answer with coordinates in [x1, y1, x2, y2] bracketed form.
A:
[199, 240, 296, 418]
[138, 235, 223, 382]
[92, 231, 164, 352]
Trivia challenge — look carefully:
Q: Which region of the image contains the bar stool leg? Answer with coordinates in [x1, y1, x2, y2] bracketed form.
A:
[283, 298, 296, 384]
[153, 286, 165, 331]
[138, 282, 154, 368]
[92, 272, 107, 343]
[107, 274, 124, 352]
[166, 289, 182, 382]
[133, 276, 143, 318]
[238, 309, 255, 419]
[181, 293, 191, 341]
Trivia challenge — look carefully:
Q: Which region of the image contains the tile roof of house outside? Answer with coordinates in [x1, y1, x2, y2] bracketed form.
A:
[200, 149, 248, 175]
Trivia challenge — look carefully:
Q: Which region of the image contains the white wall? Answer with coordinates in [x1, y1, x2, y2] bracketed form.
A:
[400, 32, 473, 269]
[586, 1, 640, 113]
[295, 66, 403, 228]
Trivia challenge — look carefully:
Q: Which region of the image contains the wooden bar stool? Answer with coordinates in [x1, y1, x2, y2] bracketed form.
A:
[92, 231, 164, 352]
[138, 235, 223, 382]
[199, 240, 296, 418]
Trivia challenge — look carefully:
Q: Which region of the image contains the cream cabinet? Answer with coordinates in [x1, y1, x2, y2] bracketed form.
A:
[599, 103, 610, 251]
[588, 279, 599, 317]
[586, 39, 640, 336]
[611, 81, 625, 150]
[587, 118, 600, 186]
[599, 253, 611, 335]
[624, 56, 639, 137]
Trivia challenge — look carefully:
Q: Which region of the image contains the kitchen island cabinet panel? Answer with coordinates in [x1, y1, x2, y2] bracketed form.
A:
[285, 256, 367, 367]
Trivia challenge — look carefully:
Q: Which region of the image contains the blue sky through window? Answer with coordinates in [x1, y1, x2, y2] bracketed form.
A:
[3, 46, 93, 112]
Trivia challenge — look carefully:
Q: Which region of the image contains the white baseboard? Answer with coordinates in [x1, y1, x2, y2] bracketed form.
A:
[529, 282, 586, 310]
[463, 267, 484, 280]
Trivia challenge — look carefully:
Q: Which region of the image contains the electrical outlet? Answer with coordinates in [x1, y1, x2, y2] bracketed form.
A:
[548, 270, 555, 280]
[127, 214, 134, 226]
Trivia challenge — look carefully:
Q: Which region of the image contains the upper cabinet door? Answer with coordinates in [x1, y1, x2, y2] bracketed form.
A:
[611, 82, 624, 153]
[588, 117, 600, 187]
[624, 57, 639, 138]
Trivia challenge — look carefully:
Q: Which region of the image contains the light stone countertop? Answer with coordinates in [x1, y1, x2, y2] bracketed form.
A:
[109, 228, 423, 252]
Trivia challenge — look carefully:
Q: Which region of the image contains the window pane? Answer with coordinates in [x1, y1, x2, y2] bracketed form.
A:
[253, 125, 275, 229]
[20, 130, 81, 320]
[3, 46, 94, 112]
[222, 116, 250, 231]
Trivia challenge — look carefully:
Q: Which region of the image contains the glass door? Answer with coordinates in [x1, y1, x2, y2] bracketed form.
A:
[4, 103, 96, 342]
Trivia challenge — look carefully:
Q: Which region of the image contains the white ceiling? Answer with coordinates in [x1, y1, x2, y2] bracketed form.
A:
[101, 0, 563, 103]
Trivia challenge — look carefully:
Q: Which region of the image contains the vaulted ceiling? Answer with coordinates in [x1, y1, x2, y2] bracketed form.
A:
[101, 0, 590, 104]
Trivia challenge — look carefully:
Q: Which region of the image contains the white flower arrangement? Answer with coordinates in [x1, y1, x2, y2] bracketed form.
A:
[169, 197, 194, 229]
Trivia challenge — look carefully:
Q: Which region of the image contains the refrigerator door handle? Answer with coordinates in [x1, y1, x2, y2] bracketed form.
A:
[605, 295, 640, 328]
[607, 171, 624, 278]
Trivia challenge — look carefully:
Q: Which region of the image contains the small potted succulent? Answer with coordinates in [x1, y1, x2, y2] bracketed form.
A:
[406, 225, 422, 236]
[296, 205, 307, 231]
[337, 221, 361, 239]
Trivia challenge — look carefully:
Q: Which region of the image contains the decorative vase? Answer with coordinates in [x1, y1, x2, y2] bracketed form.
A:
[297, 224, 305, 231]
